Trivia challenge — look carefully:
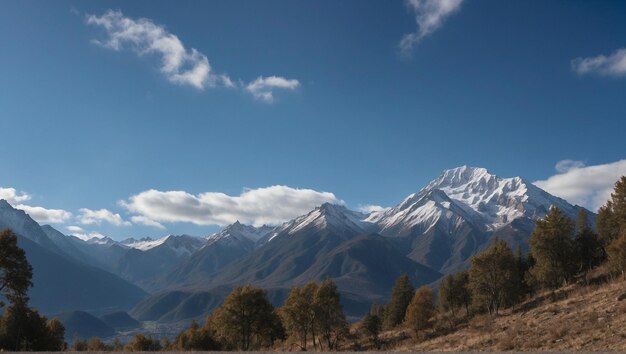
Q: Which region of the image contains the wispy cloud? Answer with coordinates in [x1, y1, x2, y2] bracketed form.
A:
[555, 159, 586, 174]
[399, 0, 464, 55]
[245, 76, 300, 103]
[120, 185, 340, 227]
[571, 48, 626, 77]
[78, 208, 132, 226]
[86, 10, 231, 89]
[86, 10, 299, 103]
[534, 159, 626, 211]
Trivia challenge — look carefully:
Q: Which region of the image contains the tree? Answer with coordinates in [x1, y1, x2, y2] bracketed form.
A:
[528, 207, 577, 288]
[404, 286, 434, 336]
[174, 319, 221, 351]
[438, 271, 472, 317]
[0, 229, 33, 307]
[468, 239, 518, 314]
[0, 229, 65, 351]
[281, 282, 318, 350]
[607, 232, 626, 278]
[211, 284, 283, 350]
[383, 274, 415, 329]
[124, 334, 162, 352]
[597, 176, 626, 250]
[360, 312, 382, 346]
[574, 209, 604, 272]
[313, 279, 347, 350]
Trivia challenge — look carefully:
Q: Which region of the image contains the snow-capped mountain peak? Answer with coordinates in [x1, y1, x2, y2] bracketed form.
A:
[206, 222, 274, 246]
[277, 202, 372, 236]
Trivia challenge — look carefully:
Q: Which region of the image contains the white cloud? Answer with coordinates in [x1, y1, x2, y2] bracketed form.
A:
[555, 159, 586, 173]
[130, 215, 166, 230]
[86, 10, 229, 89]
[66, 225, 85, 234]
[78, 208, 132, 226]
[72, 232, 106, 242]
[572, 48, 626, 77]
[245, 76, 300, 103]
[0, 187, 31, 204]
[534, 159, 626, 211]
[120, 185, 340, 227]
[357, 204, 390, 214]
[15, 204, 73, 224]
[399, 0, 464, 55]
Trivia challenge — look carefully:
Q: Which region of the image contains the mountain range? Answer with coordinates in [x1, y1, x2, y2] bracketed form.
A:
[0, 166, 592, 326]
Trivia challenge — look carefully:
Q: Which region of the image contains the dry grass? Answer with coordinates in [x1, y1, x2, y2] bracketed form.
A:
[387, 274, 626, 351]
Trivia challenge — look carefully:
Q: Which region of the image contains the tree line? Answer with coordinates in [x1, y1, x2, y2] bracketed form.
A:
[1, 176, 625, 351]
[358, 176, 626, 346]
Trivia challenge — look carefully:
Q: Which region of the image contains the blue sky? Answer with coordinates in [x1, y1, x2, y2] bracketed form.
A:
[1, 0, 625, 240]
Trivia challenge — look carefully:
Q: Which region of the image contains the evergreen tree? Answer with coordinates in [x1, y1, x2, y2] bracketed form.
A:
[574, 209, 604, 272]
[437, 275, 456, 316]
[383, 274, 415, 329]
[404, 286, 434, 335]
[360, 306, 382, 347]
[0, 229, 65, 351]
[0, 229, 33, 307]
[211, 284, 283, 350]
[313, 279, 347, 350]
[468, 239, 517, 314]
[528, 207, 577, 289]
[611, 176, 626, 230]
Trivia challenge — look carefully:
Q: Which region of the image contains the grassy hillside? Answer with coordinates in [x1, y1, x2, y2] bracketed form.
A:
[367, 266, 626, 351]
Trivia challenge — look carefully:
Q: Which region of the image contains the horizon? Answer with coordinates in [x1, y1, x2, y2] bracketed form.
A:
[1, 0, 626, 240]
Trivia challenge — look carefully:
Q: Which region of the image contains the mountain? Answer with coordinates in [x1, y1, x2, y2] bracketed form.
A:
[0, 200, 147, 314]
[56, 311, 115, 340]
[140, 204, 441, 321]
[160, 222, 274, 289]
[100, 311, 141, 331]
[367, 166, 591, 273]
[115, 234, 205, 291]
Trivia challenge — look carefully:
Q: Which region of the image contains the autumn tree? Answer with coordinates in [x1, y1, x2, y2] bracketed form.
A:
[313, 279, 347, 350]
[607, 232, 626, 278]
[468, 239, 518, 314]
[281, 282, 318, 350]
[210, 285, 283, 350]
[124, 334, 162, 351]
[404, 286, 434, 336]
[383, 274, 415, 329]
[174, 319, 221, 350]
[0, 229, 33, 308]
[528, 207, 577, 288]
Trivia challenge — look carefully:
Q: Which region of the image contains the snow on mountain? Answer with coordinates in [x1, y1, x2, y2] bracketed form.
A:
[122, 236, 170, 251]
[274, 202, 373, 237]
[368, 166, 583, 234]
[206, 221, 274, 247]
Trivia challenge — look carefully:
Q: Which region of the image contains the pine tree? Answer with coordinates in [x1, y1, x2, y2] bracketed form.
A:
[468, 239, 517, 314]
[612, 176, 626, 230]
[574, 209, 603, 272]
[528, 207, 577, 289]
[0, 229, 33, 307]
[404, 286, 434, 336]
[383, 274, 415, 329]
